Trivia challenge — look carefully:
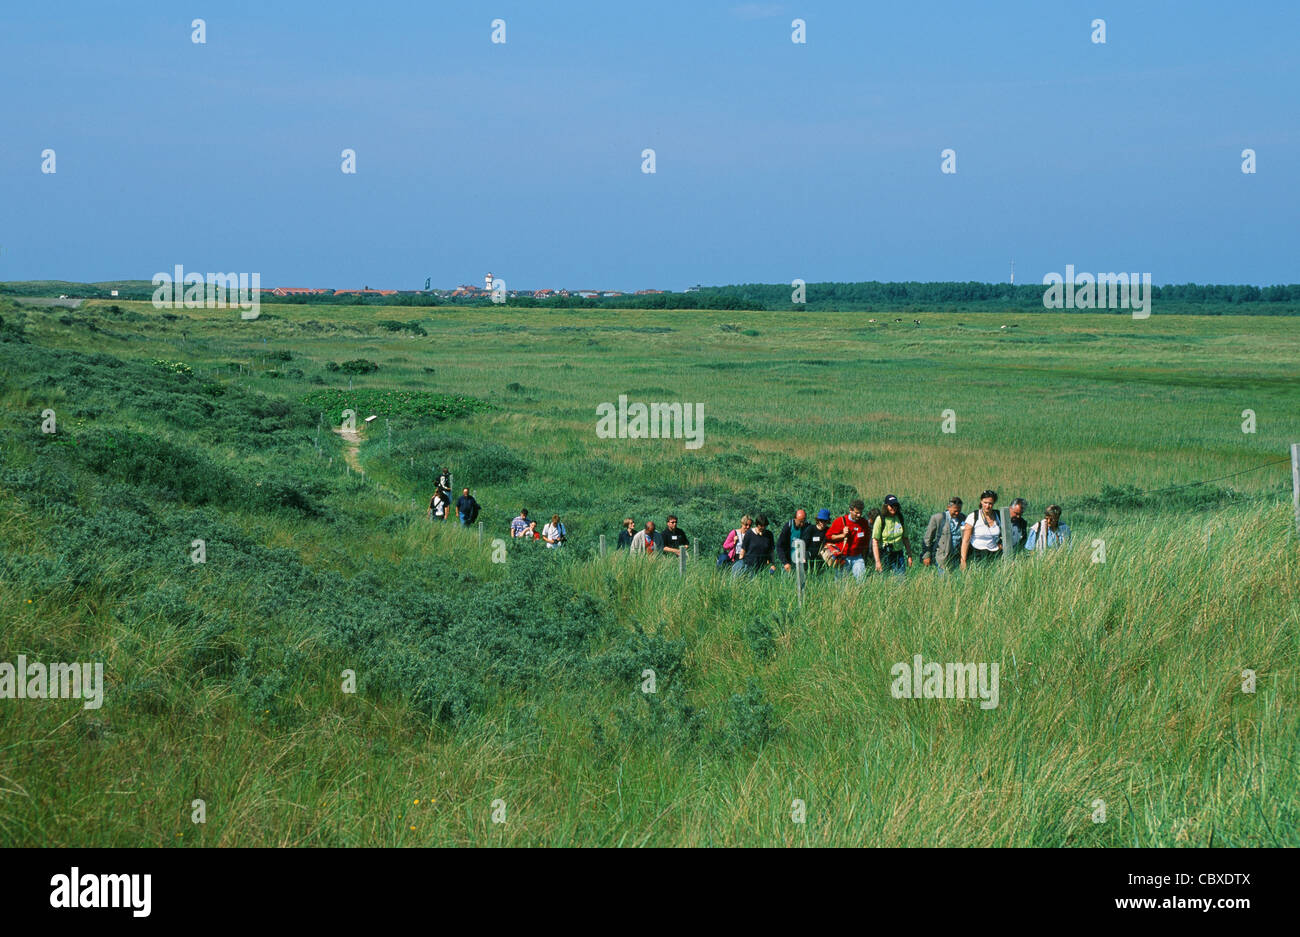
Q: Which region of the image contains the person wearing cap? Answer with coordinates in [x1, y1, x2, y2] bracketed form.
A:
[775, 509, 810, 571]
[802, 509, 832, 574]
[1024, 504, 1071, 551]
[922, 497, 964, 573]
[871, 495, 913, 578]
[827, 498, 870, 580]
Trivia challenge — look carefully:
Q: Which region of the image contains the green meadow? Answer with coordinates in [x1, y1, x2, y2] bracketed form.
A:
[1, 298, 1297, 846]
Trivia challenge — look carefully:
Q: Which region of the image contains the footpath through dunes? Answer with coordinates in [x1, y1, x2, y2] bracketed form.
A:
[0, 297, 1297, 845]
[333, 425, 364, 474]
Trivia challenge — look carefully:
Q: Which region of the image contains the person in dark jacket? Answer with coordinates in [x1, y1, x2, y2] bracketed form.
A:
[616, 518, 636, 550]
[775, 509, 810, 571]
[802, 509, 832, 574]
[455, 488, 479, 526]
[921, 497, 963, 573]
[733, 514, 777, 577]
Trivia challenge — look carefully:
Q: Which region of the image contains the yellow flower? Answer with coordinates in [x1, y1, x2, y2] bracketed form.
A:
[413, 799, 419, 805]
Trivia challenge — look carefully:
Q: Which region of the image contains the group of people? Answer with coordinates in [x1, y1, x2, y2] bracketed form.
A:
[510, 509, 568, 547]
[429, 469, 482, 527]
[431, 475, 1072, 579]
[620, 491, 1071, 580]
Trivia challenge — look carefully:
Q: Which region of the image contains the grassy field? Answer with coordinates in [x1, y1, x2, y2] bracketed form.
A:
[1, 298, 1297, 846]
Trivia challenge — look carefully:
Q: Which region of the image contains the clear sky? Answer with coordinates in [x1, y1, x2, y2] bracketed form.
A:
[2, 1, 1296, 289]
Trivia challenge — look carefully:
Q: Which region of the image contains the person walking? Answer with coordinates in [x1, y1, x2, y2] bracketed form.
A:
[541, 514, 567, 548]
[733, 514, 777, 577]
[1025, 505, 1071, 551]
[960, 490, 1002, 569]
[922, 497, 963, 573]
[826, 499, 870, 580]
[718, 515, 752, 569]
[455, 487, 479, 526]
[630, 520, 662, 557]
[1007, 498, 1029, 554]
[775, 509, 810, 572]
[802, 509, 832, 575]
[871, 494, 913, 578]
[662, 515, 690, 558]
[616, 518, 636, 550]
[510, 509, 531, 539]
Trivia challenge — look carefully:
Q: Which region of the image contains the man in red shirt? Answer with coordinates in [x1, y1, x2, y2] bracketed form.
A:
[827, 498, 869, 580]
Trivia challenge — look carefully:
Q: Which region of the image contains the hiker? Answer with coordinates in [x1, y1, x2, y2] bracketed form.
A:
[872, 494, 913, 577]
[437, 468, 451, 492]
[733, 514, 777, 577]
[961, 490, 1002, 568]
[456, 488, 479, 526]
[616, 518, 636, 550]
[662, 515, 690, 558]
[1007, 498, 1029, 553]
[922, 497, 964, 573]
[542, 514, 567, 548]
[429, 488, 451, 522]
[826, 499, 870, 580]
[1025, 505, 1071, 551]
[510, 509, 531, 538]
[630, 520, 662, 556]
[775, 509, 810, 571]
[717, 515, 752, 569]
[802, 509, 832, 573]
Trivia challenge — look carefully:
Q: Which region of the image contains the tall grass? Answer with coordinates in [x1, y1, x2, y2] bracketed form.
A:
[0, 297, 1296, 846]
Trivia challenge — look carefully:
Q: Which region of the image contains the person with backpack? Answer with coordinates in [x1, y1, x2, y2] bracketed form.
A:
[775, 509, 810, 572]
[542, 514, 567, 548]
[871, 494, 913, 578]
[733, 514, 777, 577]
[717, 515, 751, 569]
[826, 499, 870, 580]
[429, 488, 451, 522]
[630, 520, 662, 557]
[802, 509, 832, 575]
[1025, 505, 1071, 551]
[960, 490, 1002, 569]
[1007, 498, 1029, 554]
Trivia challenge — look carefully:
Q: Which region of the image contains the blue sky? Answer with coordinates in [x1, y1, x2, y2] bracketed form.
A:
[1, 1, 1296, 289]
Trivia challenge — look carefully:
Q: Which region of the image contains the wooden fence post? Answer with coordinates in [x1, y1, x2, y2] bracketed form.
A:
[793, 538, 806, 607]
[999, 507, 1013, 563]
[1292, 443, 1300, 538]
[678, 546, 686, 575]
[478, 520, 484, 545]
[599, 534, 606, 558]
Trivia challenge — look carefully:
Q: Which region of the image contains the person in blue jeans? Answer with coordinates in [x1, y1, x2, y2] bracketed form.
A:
[871, 494, 914, 579]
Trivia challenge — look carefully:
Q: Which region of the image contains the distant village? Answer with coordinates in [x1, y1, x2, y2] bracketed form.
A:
[265, 272, 696, 300]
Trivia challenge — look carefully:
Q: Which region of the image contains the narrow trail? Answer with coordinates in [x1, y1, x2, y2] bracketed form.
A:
[332, 426, 364, 474]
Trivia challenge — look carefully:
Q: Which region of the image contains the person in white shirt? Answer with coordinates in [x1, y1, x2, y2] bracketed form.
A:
[961, 489, 1002, 569]
[541, 514, 566, 548]
[630, 521, 662, 557]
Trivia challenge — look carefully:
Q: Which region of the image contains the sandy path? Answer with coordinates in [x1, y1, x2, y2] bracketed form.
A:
[332, 426, 364, 474]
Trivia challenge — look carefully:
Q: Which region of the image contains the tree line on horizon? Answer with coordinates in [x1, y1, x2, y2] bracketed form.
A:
[3, 279, 1299, 314]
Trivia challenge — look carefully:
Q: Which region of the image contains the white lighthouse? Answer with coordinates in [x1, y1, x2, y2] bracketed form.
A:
[485, 271, 494, 292]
